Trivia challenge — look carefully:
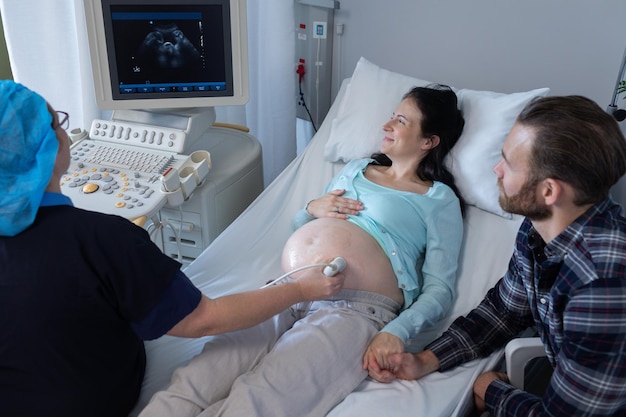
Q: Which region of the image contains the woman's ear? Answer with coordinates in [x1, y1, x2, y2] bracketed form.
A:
[423, 135, 440, 150]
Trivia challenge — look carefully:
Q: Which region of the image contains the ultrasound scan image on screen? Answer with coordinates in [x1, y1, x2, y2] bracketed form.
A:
[137, 22, 203, 72]
[106, 4, 233, 100]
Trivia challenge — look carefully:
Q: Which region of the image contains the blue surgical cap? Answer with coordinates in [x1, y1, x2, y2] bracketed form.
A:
[0, 81, 59, 237]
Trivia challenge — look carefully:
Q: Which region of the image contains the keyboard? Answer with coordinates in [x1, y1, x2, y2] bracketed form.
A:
[80, 142, 174, 174]
[62, 138, 190, 219]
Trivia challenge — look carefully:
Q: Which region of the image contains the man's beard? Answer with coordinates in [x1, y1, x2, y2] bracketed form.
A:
[498, 178, 551, 220]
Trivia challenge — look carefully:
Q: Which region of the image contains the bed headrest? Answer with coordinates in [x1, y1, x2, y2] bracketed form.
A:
[324, 57, 549, 219]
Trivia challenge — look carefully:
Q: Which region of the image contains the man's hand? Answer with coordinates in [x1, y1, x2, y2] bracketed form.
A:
[368, 349, 441, 383]
[363, 332, 404, 381]
[473, 371, 509, 412]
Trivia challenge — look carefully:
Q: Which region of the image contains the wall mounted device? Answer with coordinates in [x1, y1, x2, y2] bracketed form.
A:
[295, 0, 340, 130]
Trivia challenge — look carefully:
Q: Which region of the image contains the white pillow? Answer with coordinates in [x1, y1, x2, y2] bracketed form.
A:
[324, 57, 434, 163]
[449, 87, 549, 218]
[324, 57, 549, 218]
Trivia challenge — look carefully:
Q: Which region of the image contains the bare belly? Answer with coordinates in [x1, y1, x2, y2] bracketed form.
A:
[281, 218, 404, 305]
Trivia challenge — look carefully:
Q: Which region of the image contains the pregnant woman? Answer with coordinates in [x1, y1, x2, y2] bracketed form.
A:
[140, 84, 466, 417]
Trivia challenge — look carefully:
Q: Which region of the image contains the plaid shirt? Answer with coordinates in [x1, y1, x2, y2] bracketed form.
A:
[427, 198, 626, 416]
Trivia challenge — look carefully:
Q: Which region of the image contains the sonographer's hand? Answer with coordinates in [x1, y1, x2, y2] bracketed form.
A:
[291, 265, 345, 301]
[305, 189, 363, 219]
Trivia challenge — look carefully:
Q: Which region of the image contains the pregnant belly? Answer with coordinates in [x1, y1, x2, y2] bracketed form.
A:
[282, 218, 404, 305]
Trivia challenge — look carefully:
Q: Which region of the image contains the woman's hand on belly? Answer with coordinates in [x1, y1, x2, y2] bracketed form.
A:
[305, 189, 363, 219]
[362, 332, 404, 382]
[282, 218, 403, 304]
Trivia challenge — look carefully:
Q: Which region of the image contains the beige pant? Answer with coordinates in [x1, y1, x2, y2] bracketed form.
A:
[139, 289, 399, 417]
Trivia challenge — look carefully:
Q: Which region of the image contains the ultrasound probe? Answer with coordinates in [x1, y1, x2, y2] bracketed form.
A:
[261, 257, 347, 288]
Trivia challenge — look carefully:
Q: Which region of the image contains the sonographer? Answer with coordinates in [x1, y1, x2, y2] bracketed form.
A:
[0, 80, 345, 417]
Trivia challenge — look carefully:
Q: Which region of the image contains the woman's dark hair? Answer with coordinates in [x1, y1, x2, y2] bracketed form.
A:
[371, 84, 466, 214]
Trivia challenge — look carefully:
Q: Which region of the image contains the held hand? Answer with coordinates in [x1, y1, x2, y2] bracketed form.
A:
[306, 189, 363, 219]
[362, 332, 404, 382]
[291, 265, 345, 301]
[473, 371, 509, 412]
[371, 350, 441, 383]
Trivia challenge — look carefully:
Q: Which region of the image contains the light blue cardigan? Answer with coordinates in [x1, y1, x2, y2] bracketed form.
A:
[292, 158, 463, 343]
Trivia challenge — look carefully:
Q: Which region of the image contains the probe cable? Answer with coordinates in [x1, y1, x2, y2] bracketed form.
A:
[261, 262, 333, 289]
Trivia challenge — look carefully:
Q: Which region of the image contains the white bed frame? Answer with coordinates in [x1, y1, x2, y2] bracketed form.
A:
[131, 79, 524, 417]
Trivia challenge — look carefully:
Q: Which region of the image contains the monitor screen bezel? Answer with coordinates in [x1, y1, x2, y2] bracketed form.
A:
[84, 0, 249, 110]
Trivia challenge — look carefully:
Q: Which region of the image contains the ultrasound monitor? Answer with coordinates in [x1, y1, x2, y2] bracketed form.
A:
[84, 0, 249, 110]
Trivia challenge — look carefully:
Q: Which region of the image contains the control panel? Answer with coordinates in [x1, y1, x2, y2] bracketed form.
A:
[61, 138, 192, 220]
[63, 109, 213, 224]
[88, 118, 188, 154]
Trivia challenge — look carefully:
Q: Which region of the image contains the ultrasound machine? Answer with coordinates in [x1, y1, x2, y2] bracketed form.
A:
[71, 0, 263, 266]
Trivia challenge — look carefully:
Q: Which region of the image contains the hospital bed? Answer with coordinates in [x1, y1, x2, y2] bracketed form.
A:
[131, 57, 549, 417]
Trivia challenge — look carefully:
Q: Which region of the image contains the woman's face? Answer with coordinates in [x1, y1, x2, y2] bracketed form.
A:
[380, 98, 429, 158]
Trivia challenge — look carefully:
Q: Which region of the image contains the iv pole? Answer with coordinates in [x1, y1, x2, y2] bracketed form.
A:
[607, 43, 626, 121]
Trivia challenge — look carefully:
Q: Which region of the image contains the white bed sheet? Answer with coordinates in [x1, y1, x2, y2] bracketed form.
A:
[131, 79, 524, 417]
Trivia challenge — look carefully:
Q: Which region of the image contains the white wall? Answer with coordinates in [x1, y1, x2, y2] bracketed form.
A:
[331, 0, 626, 105]
[330, 0, 626, 208]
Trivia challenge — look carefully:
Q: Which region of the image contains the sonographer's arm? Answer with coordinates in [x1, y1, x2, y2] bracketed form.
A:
[167, 267, 344, 338]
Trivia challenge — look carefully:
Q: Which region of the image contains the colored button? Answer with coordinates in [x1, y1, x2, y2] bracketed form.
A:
[82, 183, 99, 194]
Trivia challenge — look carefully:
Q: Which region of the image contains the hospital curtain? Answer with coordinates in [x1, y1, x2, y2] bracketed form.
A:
[0, 1, 100, 134]
[0, 0, 296, 186]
